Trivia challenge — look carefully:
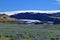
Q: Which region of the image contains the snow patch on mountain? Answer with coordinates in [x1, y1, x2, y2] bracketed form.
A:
[0, 10, 60, 15]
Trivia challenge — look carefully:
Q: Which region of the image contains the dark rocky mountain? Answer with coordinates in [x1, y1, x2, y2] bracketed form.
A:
[10, 12, 60, 24]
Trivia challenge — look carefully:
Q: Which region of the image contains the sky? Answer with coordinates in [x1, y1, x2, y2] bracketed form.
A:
[0, 0, 60, 12]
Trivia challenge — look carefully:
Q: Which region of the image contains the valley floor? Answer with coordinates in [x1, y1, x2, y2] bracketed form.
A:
[0, 24, 60, 40]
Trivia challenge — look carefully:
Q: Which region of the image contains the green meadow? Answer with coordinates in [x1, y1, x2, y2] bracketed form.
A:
[0, 24, 60, 40]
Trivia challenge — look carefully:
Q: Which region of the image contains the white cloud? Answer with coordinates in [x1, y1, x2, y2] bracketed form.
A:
[56, 0, 60, 1]
[55, 0, 60, 4]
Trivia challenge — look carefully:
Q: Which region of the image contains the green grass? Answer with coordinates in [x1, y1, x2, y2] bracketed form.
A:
[0, 24, 60, 40]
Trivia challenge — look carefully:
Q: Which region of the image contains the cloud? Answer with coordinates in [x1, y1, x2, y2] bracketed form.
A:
[56, 0, 60, 2]
[55, 0, 60, 4]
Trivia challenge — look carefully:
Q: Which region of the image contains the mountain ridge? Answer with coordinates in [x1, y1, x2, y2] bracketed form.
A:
[10, 11, 60, 24]
[1, 10, 60, 24]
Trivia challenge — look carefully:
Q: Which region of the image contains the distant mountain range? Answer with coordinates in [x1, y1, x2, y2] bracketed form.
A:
[1, 10, 60, 24]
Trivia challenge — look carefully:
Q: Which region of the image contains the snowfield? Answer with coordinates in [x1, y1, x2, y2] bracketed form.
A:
[0, 10, 60, 15]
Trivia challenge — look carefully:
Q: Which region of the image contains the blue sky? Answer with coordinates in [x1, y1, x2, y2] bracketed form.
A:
[0, 0, 60, 12]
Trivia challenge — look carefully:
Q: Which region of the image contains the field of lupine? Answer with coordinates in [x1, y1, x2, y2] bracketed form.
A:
[0, 24, 60, 40]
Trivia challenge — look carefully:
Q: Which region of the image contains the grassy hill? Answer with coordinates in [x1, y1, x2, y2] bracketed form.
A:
[0, 14, 23, 24]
